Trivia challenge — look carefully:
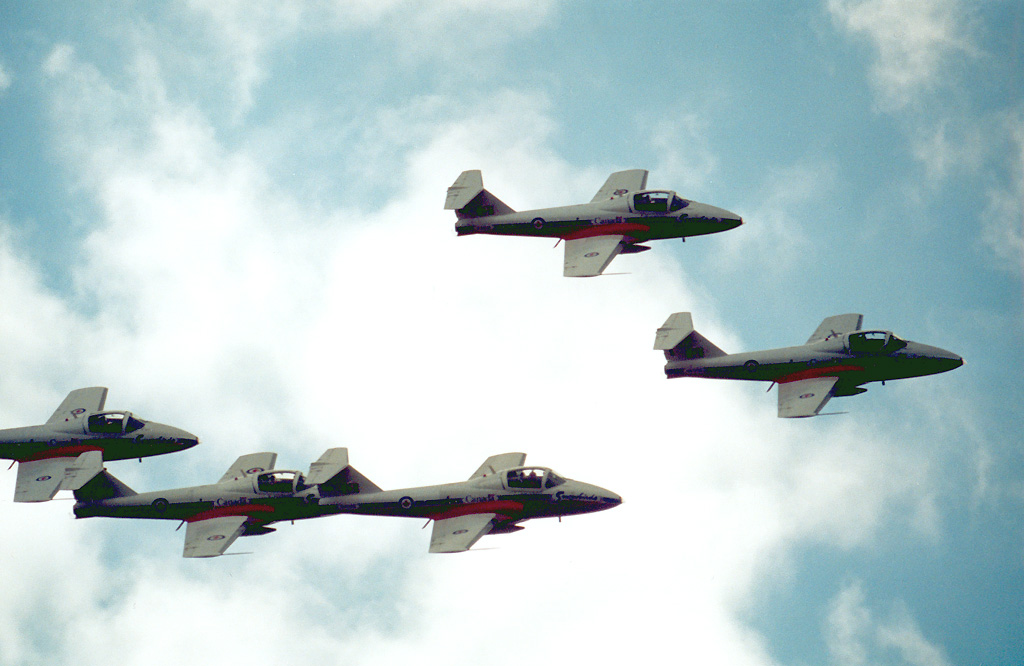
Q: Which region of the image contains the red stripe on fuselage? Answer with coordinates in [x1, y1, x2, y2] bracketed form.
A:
[185, 504, 276, 523]
[20, 444, 104, 462]
[428, 499, 524, 521]
[561, 223, 650, 241]
[777, 364, 865, 383]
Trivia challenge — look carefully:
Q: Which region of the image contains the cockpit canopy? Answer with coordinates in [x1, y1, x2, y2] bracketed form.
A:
[846, 331, 907, 355]
[632, 190, 688, 213]
[87, 411, 146, 435]
[256, 470, 309, 494]
[504, 466, 566, 491]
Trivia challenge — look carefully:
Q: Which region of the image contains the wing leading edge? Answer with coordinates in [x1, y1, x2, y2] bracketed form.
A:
[591, 169, 648, 203]
[807, 314, 863, 344]
[183, 516, 249, 558]
[429, 513, 497, 553]
[777, 377, 840, 418]
[563, 235, 626, 277]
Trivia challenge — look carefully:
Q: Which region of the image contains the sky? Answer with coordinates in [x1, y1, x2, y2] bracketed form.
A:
[0, 1, 1021, 664]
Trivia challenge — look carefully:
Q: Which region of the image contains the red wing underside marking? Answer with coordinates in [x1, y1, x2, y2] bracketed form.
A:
[561, 223, 649, 241]
[184, 504, 276, 523]
[20, 444, 104, 462]
[428, 499, 524, 522]
[776, 364, 864, 384]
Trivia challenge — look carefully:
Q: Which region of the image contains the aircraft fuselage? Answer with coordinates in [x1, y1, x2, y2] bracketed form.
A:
[73, 476, 621, 528]
[456, 199, 741, 242]
[665, 341, 964, 389]
[0, 421, 199, 463]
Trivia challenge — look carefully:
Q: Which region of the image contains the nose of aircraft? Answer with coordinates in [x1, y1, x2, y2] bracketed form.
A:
[905, 343, 964, 375]
[688, 202, 743, 232]
[161, 425, 200, 450]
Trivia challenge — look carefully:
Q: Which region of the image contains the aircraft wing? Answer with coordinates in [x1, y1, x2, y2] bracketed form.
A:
[563, 235, 625, 277]
[14, 450, 107, 502]
[14, 458, 71, 502]
[429, 513, 497, 553]
[183, 516, 249, 558]
[469, 452, 526, 480]
[778, 377, 840, 418]
[807, 314, 863, 344]
[218, 452, 278, 483]
[590, 169, 648, 202]
[46, 387, 108, 425]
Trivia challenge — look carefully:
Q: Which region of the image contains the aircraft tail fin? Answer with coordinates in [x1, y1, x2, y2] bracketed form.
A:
[73, 469, 137, 502]
[445, 170, 514, 219]
[653, 312, 727, 361]
[307, 447, 383, 497]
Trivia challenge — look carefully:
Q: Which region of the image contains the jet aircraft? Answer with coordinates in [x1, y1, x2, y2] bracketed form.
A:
[654, 313, 963, 417]
[72, 449, 621, 557]
[446, 169, 742, 277]
[1, 387, 199, 502]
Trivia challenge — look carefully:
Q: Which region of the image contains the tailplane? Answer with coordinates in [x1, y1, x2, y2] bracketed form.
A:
[445, 170, 515, 220]
[654, 312, 727, 361]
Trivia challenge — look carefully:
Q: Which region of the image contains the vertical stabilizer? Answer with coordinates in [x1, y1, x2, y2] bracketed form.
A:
[654, 312, 727, 361]
[445, 170, 514, 219]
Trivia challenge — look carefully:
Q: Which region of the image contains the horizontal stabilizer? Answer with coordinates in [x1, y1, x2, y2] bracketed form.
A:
[654, 312, 727, 360]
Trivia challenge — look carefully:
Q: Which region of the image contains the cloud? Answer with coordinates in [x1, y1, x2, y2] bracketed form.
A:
[980, 109, 1024, 273]
[0, 22, 965, 666]
[827, 0, 977, 112]
[826, 581, 953, 666]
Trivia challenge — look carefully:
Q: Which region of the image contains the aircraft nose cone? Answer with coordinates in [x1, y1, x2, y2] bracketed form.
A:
[168, 426, 200, 449]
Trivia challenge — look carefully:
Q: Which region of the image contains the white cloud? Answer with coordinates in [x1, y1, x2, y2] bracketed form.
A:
[0, 62, 10, 92]
[826, 581, 953, 666]
[827, 0, 976, 112]
[980, 110, 1024, 273]
[0, 30, 960, 666]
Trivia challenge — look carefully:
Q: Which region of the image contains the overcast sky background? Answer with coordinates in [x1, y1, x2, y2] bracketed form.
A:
[0, 1, 1021, 664]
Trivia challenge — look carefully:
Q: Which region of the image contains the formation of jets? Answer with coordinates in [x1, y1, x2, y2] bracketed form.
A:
[3, 167, 962, 557]
[73, 449, 620, 557]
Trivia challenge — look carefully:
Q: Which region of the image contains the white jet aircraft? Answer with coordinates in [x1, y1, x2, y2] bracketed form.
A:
[72, 449, 621, 557]
[446, 169, 742, 276]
